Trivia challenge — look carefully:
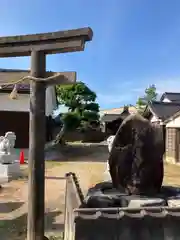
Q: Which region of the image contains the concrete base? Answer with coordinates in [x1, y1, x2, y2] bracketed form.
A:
[0, 162, 21, 183]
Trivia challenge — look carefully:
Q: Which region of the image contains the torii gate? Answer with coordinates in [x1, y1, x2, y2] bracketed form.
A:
[0, 27, 93, 240]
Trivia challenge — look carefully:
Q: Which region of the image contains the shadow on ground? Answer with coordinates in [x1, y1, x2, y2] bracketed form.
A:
[45, 143, 108, 162]
[46, 176, 65, 180]
[0, 202, 24, 214]
[0, 210, 64, 239]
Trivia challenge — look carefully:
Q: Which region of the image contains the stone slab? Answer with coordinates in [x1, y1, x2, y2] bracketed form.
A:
[127, 197, 166, 208]
[0, 162, 21, 183]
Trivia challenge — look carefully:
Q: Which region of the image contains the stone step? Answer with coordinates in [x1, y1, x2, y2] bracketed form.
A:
[168, 199, 180, 207]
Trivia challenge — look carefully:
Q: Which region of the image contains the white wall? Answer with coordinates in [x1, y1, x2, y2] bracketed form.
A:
[0, 86, 57, 116]
[162, 97, 171, 103]
[166, 115, 180, 128]
[150, 115, 159, 123]
[45, 86, 57, 116]
[150, 115, 164, 125]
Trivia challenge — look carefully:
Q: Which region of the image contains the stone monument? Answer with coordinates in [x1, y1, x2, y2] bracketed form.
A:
[0, 131, 20, 183]
[108, 114, 164, 195]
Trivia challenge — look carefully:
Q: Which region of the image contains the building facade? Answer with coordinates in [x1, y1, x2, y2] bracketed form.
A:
[144, 92, 180, 164]
[0, 69, 58, 148]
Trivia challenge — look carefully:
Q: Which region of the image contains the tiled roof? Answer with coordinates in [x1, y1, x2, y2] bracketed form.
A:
[100, 106, 137, 115]
[74, 207, 180, 219]
[160, 92, 180, 102]
[164, 110, 180, 124]
[148, 101, 180, 121]
[101, 106, 132, 122]
[101, 114, 123, 122]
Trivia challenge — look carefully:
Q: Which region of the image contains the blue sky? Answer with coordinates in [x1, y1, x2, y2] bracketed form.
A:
[1, 0, 180, 110]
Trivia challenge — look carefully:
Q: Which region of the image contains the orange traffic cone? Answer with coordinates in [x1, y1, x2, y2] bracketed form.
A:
[19, 150, 25, 164]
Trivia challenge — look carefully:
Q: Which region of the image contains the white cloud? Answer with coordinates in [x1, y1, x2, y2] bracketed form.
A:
[97, 77, 180, 107]
[155, 78, 180, 94]
[131, 77, 180, 96]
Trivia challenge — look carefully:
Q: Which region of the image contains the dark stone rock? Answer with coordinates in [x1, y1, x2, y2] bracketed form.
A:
[108, 114, 164, 195]
[81, 181, 126, 208]
[160, 185, 180, 197]
[81, 182, 173, 208]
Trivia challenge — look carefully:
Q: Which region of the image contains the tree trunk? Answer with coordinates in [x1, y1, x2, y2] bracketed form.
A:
[54, 125, 66, 144]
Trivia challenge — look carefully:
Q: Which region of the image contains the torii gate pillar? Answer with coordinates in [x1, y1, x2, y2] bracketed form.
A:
[29, 51, 46, 240]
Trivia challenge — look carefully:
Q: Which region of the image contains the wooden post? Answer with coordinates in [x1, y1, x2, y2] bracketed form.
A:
[28, 51, 46, 240]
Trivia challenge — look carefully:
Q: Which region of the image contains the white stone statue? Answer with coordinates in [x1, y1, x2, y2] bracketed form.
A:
[104, 135, 115, 180]
[5, 132, 16, 152]
[0, 132, 16, 164]
[107, 135, 115, 152]
[0, 132, 20, 183]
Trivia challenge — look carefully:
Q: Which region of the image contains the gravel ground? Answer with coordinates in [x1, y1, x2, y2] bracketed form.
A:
[0, 143, 107, 239]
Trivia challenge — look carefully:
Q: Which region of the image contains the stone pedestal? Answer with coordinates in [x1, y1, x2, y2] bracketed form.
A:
[0, 153, 17, 164]
[0, 132, 21, 183]
[0, 162, 21, 183]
